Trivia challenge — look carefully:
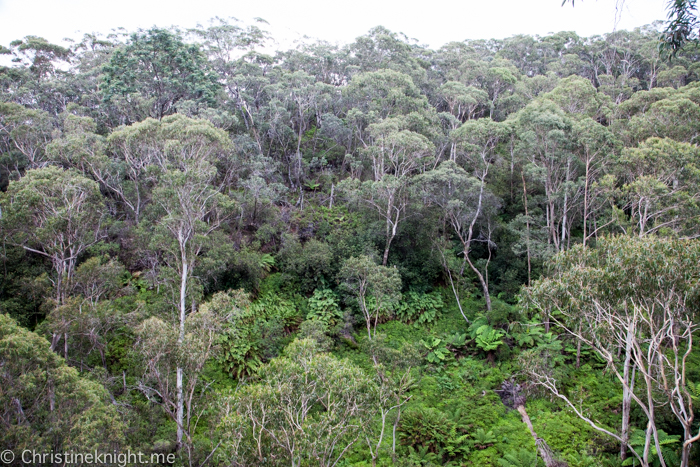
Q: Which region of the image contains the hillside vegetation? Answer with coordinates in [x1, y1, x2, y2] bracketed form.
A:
[1, 20, 700, 466]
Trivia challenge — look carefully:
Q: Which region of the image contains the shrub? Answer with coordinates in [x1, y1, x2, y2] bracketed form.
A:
[306, 288, 343, 327]
[396, 291, 444, 326]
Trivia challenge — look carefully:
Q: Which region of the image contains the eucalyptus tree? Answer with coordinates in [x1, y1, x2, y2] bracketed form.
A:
[522, 236, 700, 467]
[0, 102, 54, 171]
[347, 26, 427, 86]
[111, 115, 234, 449]
[614, 86, 676, 146]
[276, 40, 350, 86]
[338, 256, 402, 340]
[343, 69, 430, 146]
[219, 339, 376, 467]
[191, 16, 269, 75]
[615, 86, 675, 121]
[0, 161, 119, 364]
[46, 257, 127, 363]
[498, 34, 549, 77]
[438, 81, 488, 124]
[542, 76, 617, 245]
[238, 153, 287, 223]
[153, 115, 233, 448]
[7, 35, 71, 79]
[453, 117, 509, 172]
[514, 73, 560, 103]
[215, 50, 274, 152]
[618, 137, 700, 237]
[638, 31, 665, 90]
[437, 82, 488, 159]
[350, 117, 434, 265]
[135, 298, 225, 466]
[483, 63, 519, 119]
[416, 161, 500, 311]
[360, 336, 418, 466]
[0, 313, 126, 457]
[101, 27, 220, 122]
[264, 70, 332, 194]
[571, 117, 618, 245]
[542, 75, 611, 120]
[0, 167, 107, 350]
[2, 36, 75, 115]
[449, 117, 508, 304]
[516, 99, 575, 252]
[628, 93, 700, 145]
[100, 118, 165, 223]
[430, 41, 480, 84]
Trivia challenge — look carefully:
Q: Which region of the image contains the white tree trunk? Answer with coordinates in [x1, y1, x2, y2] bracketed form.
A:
[176, 251, 188, 448]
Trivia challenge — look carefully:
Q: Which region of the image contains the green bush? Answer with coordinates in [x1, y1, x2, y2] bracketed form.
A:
[399, 405, 470, 461]
[306, 288, 343, 327]
[396, 291, 444, 326]
[498, 449, 541, 467]
[212, 288, 301, 378]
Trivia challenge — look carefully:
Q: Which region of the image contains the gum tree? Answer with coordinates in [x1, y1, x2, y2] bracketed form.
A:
[0, 167, 107, 350]
[416, 161, 500, 311]
[522, 236, 700, 466]
[123, 115, 233, 449]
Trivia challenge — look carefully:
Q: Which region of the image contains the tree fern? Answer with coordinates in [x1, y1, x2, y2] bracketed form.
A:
[622, 428, 680, 467]
[498, 449, 540, 467]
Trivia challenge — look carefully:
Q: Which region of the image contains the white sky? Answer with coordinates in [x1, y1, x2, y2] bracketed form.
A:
[0, 0, 669, 51]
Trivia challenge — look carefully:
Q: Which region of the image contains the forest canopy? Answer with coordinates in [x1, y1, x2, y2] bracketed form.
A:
[1, 18, 700, 467]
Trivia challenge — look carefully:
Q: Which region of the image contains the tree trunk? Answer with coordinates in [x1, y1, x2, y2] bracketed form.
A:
[621, 326, 635, 461]
[176, 250, 188, 449]
[392, 405, 402, 464]
[466, 253, 491, 311]
[576, 324, 581, 370]
[516, 405, 562, 467]
[521, 170, 532, 286]
[176, 367, 184, 449]
[560, 157, 571, 247]
[382, 240, 392, 267]
[383, 211, 399, 266]
[582, 158, 590, 247]
[682, 440, 691, 467]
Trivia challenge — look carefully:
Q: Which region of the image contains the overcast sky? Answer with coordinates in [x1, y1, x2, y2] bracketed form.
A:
[0, 0, 669, 50]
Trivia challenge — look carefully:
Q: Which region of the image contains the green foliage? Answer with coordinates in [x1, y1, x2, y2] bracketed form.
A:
[297, 319, 334, 351]
[444, 331, 467, 349]
[212, 289, 300, 378]
[622, 429, 681, 467]
[470, 324, 505, 352]
[278, 237, 335, 293]
[421, 337, 452, 365]
[307, 288, 343, 327]
[259, 252, 276, 273]
[7, 17, 700, 467]
[219, 339, 375, 466]
[472, 428, 497, 449]
[498, 449, 540, 467]
[0, 167, 108, 303]
[102, 27, 220, 120]
[509, 320, 545, 348]
[399, 406, 470, 461]
[339, 255, 402, 339]
[396, 291, 444, 326]
[0, 314, 125, 454]
[565, 450, 599, 467]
